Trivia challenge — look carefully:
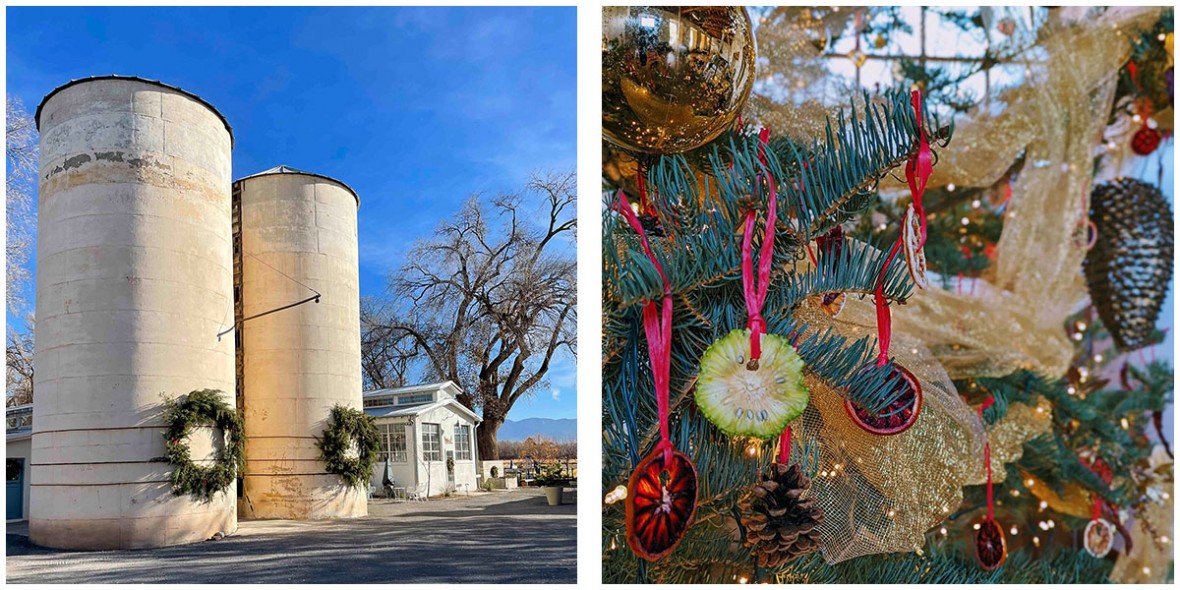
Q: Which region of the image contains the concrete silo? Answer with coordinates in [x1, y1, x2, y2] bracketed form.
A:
[31, 76, 236, 549]
[234, 166, 364, 519]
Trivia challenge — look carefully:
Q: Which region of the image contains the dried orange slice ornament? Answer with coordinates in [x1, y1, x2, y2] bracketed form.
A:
[625, 447, 699, 561]
[819, 292, 846, 317]
[902, 205, 929, 289]
[696, 330, 809, 439]
[843, 364, 923, 436]
[974, 518, 1008, 570]
[1084, 518, 1115, 558]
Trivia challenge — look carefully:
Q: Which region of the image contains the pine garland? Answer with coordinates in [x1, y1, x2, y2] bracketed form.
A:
[317, 405, 381, 488]
[162, 389, 245, 502]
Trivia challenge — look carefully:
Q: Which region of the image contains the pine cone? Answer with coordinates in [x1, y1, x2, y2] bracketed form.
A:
[738, 463, 824, 568]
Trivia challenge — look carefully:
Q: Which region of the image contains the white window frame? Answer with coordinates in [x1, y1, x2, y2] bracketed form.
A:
[453, 424, 472, 461]
[389, 423, 409, 463]
[422, 423, 443, 462]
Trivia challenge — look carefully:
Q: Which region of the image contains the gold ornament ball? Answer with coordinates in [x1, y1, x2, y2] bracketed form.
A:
[602, 6, 756, 155]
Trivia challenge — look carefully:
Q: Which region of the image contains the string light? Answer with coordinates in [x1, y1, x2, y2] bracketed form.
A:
[605, 485, 628, 505]
[1033, 536, 1041, 547]
[973, 523, 982, 530]
[960, 217, 970, 226]
[940, 527, 948, 535]
[947, 183, 957, 192]
[971, 199, 981, 208]
[1010, 525, 1018, 535]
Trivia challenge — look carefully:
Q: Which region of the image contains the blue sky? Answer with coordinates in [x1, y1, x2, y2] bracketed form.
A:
[6, 6, 577, 420]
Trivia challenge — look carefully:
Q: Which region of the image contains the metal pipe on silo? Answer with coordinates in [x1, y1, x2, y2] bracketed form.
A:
[235, 166, 364, 520]
[31, 76, 237, 549]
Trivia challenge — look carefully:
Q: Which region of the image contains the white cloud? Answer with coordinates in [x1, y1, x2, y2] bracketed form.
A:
[551, 388, 561, 401]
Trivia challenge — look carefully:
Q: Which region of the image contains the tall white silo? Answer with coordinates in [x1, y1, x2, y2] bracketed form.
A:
[235, 166, 365, 519]
[31, 76, 237, 549]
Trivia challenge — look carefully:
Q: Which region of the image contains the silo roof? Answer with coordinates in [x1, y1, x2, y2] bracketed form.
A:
[235, 165, 360, 207]
[34, 75, 234, 147]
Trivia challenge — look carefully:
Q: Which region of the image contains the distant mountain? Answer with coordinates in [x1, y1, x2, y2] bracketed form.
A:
[497, 417, 577, 442]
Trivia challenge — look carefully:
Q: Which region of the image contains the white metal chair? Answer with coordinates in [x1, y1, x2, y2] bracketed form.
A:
[407, 483, 429, 502]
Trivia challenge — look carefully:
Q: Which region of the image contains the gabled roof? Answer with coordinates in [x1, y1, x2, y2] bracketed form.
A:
[365, 398, 481, 424]
[363, 380, 480, 424]
[364, 381, 463, 400]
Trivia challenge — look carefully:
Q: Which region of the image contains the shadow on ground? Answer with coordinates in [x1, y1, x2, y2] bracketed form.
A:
[6, 489, 575, 584]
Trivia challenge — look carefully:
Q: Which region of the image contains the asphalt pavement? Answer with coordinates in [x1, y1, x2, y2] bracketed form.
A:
[6, 488, 576, 584]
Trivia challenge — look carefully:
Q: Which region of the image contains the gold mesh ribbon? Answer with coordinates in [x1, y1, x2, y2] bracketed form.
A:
[1110, 492, 1174, 583]
[985, 402, 1054, 484]
[753, 7, 1163, 381]
[895, 7, 1162, 381]
[791, 298, 984, 563]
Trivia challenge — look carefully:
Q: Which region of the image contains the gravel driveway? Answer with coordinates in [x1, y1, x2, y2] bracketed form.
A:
[6, 488, 575, 584]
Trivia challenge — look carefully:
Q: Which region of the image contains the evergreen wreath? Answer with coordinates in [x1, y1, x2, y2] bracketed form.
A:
[317, 405, 381, 488]
[162, 389, 245, 502]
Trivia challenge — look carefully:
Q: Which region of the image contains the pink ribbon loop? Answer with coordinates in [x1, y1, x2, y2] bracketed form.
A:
[741, 142, 778, 361]
[618, 191, 675, 463]
[872, 90, 932, 367]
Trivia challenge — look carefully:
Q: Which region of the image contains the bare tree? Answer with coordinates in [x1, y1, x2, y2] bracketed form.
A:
[360, 296, 420, 390]
[7, 95, 38, 407]
[6, 322, 34, 406]
[7, 94, 37, 317]
[365, 170, 576, 459]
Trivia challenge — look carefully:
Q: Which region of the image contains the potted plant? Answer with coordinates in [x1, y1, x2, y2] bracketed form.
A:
[535, 463, 567, 506]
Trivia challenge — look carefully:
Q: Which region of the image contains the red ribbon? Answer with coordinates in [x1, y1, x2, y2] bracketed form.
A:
[741, 175, 778, 361]
[871, 90, 933, 367]
[905, 90, 933, 246]
[1082, 456, 1114, 522]
[616, 191, 674, 465]
[778, 426, 792, 464]
[978, 395, 996, 521]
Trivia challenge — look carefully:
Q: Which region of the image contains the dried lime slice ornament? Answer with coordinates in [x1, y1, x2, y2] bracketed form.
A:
[696, 329, 809, 439]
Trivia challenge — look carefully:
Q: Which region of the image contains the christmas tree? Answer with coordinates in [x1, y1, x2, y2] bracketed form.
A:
[602, 6, 1173, 584]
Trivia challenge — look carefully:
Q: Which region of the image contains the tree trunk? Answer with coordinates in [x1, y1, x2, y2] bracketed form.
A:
[478, 414, 504, 460]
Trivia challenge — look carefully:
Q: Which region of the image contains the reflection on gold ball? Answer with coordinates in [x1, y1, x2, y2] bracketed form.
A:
[602, 6, 756, 154]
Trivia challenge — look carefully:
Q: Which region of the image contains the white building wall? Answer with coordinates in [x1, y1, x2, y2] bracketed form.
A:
[368, 405, 478, 497]
[369, 419, 419, 493]
[415, 405, 479, 496]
